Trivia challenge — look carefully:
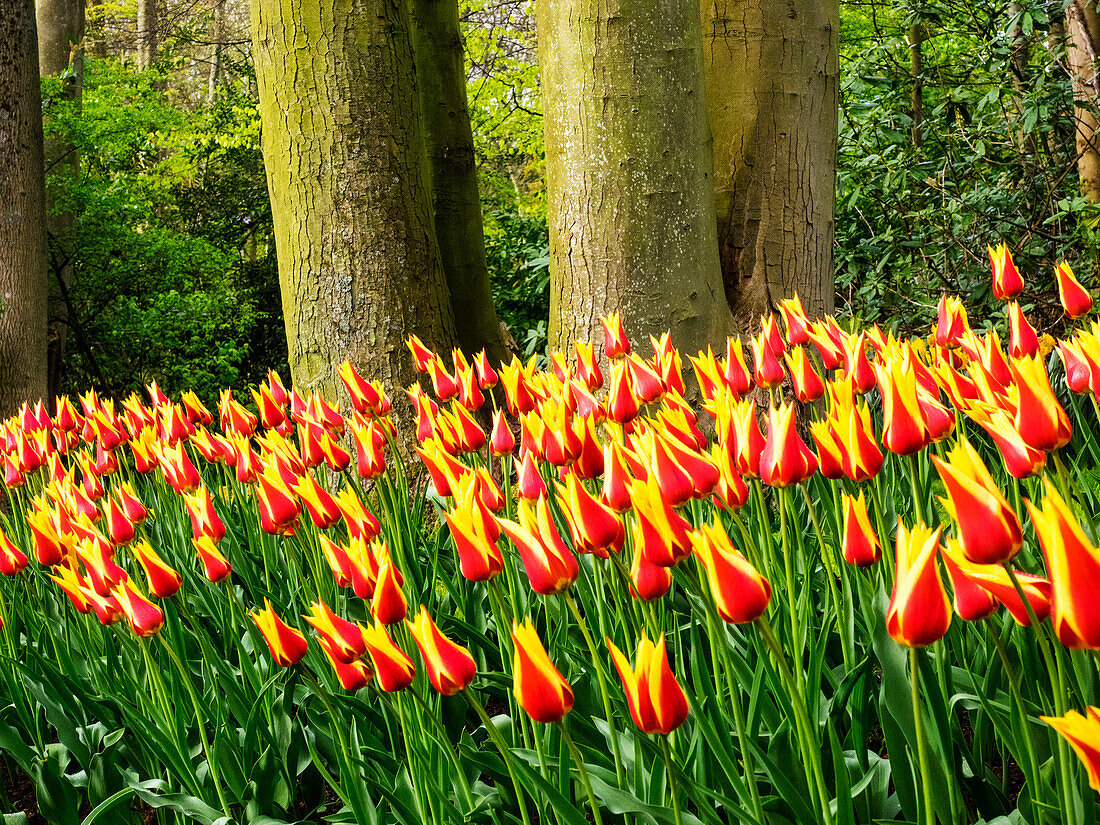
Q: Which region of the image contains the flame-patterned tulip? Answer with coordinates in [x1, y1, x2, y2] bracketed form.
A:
[760, 403, 818, 487]
[1041, 708, 1100, 792]
[252, 598, 309, 667]
[407, 605, 477, 695]
[842, 491, 880, 567]
[607, 633, 689, 735]
[512, 618, 574, 723]
[690, 518, 771, 624]
[362, 620, 416, 692]
[886, 520, 951, 647]
[989, 243, 1024, 300]
[1056, 260, 1093, 319]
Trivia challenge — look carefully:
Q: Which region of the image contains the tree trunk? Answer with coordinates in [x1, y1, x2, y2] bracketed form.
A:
[702, 0, 838, 328]
[251, 0, 456, 428]
[207, 0, 226, 103]
[0, 0, 50, 415]
[37, 0, 84, 401]
[539, 0, 732, 361]
[910, 17, 924, 148]
[137, 0, 157, 69]
[1067, 1, 1100, 202]
[409, 0, 509, 364]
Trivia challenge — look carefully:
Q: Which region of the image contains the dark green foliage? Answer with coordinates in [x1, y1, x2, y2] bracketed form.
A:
[484, 209, 549, 359]
[837, 0, 1094, 338]
[44, 60, 284, 406]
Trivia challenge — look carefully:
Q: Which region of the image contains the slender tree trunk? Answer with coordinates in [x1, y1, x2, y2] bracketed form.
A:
[37, 0, 84, 401]
[207, 0, 226, 103]
[910, 17, 924, 148]
[251, 0, 456, 431]
[540, 0, 733, 361]
[137, 0, 158, 69]
[0, 0, 49, 414]
[409, 0, 509, 364]
[1067, 1, 1100, 202]
[703, 0, 839, 328]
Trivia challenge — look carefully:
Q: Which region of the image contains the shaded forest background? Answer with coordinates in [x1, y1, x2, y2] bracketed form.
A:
[43, 0, 1097, 403]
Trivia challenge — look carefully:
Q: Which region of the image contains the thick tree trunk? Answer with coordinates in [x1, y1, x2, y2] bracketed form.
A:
[539, 0, 733, 360]
[0, 0, 49, 414]
[1067, 1, 1100, 202]
[409, 0, 509, 364]
[702, 0, 838, 329]
[137, 0, 157, 69]
[251, 0, 456, 427]
[37, 0, 84, 401]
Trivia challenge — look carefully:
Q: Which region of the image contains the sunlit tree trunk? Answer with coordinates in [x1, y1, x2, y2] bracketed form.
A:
[137, 0, 157, 69]
[702, 0, 838, 328]
[540, 0, 733, 360]
[207, 0, 227, 102]
[0, 0, 49, 414]
[1067, 1, 1100, 202]
[37, 0, 84, 399]
[409, 0, 509, 364]
[251, 0, 456, 427]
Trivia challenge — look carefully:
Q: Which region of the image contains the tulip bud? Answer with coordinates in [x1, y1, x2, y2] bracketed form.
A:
[1056, 260, 1093, 319]
[512, 618, 573, 723]
[1042, 709, 1100, 793]
[607, 633, 689, 735]
[841, 492, 880, 567]
[407, 605, 477, 695]
[252, 598, 309, 667]
[691, 518, 771, 624]
[989, 243, 1024, 300]
[886, 520, 950, 648]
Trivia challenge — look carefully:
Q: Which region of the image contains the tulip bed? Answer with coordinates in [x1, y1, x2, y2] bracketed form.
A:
[3, 249, 1100, 825]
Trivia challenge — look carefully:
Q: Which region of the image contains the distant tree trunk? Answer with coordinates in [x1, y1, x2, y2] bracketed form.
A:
[0, 0, 50, 414]
[702, 0, 839, 328]
[137, 0, 157, 69]
[37, 0, 84, 401]
[910, 16, 924, 148]
[251, 0, 456, 429]
[207, 0, 226, 102]
[1067, 1, 1100, 202]
[409, 0, 509, 364]
[540, 0, 733, 360]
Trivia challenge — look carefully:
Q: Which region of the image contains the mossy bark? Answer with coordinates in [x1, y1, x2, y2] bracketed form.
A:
[410, 0, 509, 364]
[37, 0, 84, 399]
[539, 0, 733, 359]
[703, 0, 838, 327]
[1067, 1, 1100, 203]
[0, 0, 49, 415]
[251, 0, 456, 426]
[137, 0, 157, 69]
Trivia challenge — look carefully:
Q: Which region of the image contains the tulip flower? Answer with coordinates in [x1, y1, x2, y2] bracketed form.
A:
[730, 398, 765, 479]
[474, 348, 499, 389]
[1059, 338, 1100, 395]
[1026, 480, 1100, 648]
[193, 536, 232, 583]
[1056, 260, 1093, 319]
[723, 337, 754, 397]
[691, 518, 771, 623]
[497, 497, 579, 595]
[0, 528, 28, 576]
[786, 346, 825, 403]
[183, 485, 227, 543]
[218, 390, 258, 436]
[1041, 708, 1100, 792]
[940, 543, 998, 623]
[252, 598, 309, 667]
[935, 295, 970, 348]
[407, 334, 435, 373]
[371, 544, 407, 626]
[320, 536, 354, 588]
[875, 347, 930, 456]
[512, 618, 574, 723]
[601, 313, 631, 359]
[941, 540, 1050, 626]
[843, 332, 878, 394]
[445, 478, 504, 582]
[886, 520, 951, 647]
[514, 450, 548, 501]
[319, 635, 374, 691]
[630, 545, 673, 601]
[630, 473, 693, 567]
[336, 488, 381, 542]
[28, 507, 67, 567]
[779, 294, 812, 347]
[489, 410, 515, 456]
[710, 442, 749, 511]
[1009, 354, 1072, 452]
[156, 442, 202, 494]
[968, 403, 1047, 479]
[1007, 302, 1040, 359]
[362, 620, 416, 692]
[347, 537, 381, 600]
[256, 466, 301, 535]
[607, 360, 640, 424]
[931, 435, 1022, 565]
[499, 357, 538, 416]
[130, 540, 182, 599]
[559, 473, 623, 557]
[751, 332, 785, 390]
[407, 605, 477, 695]
[988, 243, 1024, 300]
[339, 359, 380, 415]
[810, 418, 845, 480]
[842, 491, 881, 567]
[607, 633, 689, 735]
[114, 580, 164, 637]
[350, 418, 387, 480]
[304, 600, 368, 663]
[293, 472, 342, 529]
[760, 403, 818, 487]
[104, 495, 137, 547]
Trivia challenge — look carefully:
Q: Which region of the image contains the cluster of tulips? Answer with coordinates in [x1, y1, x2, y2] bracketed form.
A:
[2, 245, 1100, 824]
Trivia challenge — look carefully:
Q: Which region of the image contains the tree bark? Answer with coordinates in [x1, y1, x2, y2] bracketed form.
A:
[37, 0, 84, 401]
[0, 0, 50, 415]
[251, 0, 456, 428]
[1067, 1, 1100, 202]
[910, 17, 924, 149]
[702, 0, 838, 328]
[540, 0, 732, 362]
[409, 0, 509, 364]
[137, 0, 158, 69]
[207, 0, 227, 103]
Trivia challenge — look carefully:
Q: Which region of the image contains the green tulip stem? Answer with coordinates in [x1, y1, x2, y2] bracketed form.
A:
[660, 734, 684, 825]
[557, 720, 603, 825]
[910, 647, 935, 825]
[464, 691, 533, 825]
